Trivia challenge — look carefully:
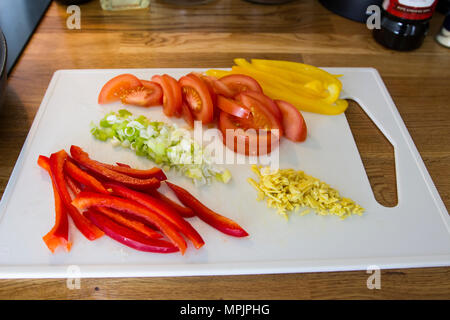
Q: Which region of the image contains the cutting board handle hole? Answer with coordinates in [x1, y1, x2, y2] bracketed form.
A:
[345, 99, 398, 208]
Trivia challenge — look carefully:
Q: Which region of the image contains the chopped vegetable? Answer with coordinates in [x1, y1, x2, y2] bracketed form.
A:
[91, 110, 231, 185]
[206, 59, 349, 115]
[37, 155, 71, 253]
[248, 165, 364, 220]
[72, 191, 188, 254]
[148, 189, 195, 218]
[84, 210, 178, 253]
[70, 145, 161, 190]
[64, 159, 109, 194]
[98, 162, 167, 180]
[166, 181, 249, 237]
[49, 150, 104, 240]
[94, 206, 162, 240]
[105, 182, 205, 249]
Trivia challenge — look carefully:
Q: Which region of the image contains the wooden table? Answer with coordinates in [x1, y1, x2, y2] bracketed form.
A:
[0, 0, 449, 299]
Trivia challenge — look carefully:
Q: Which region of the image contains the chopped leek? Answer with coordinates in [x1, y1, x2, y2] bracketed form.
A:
[91, 110, 231, 185]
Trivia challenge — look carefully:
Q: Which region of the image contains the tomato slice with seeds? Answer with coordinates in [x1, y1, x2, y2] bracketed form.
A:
[216, 95, 251, 119]
[121, 80, 163, 107]
[218, 92, 282, 156]
[151, 74, 182, 117]
[243, 91, 282, 121]
[191, 73, 217, 105]
[199, 74, 235, 98]
[219, 74, 263, 96]
[140, 80, 163, 106]
[218, 111, 279, 156]
[236, 92, 283, 136]
[98, 74, 142, 104]
[275, 100, 307, 142]
[178, 74, 214, 124]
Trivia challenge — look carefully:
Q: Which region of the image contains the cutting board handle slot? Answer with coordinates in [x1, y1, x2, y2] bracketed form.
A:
[345, 99, 398, 208]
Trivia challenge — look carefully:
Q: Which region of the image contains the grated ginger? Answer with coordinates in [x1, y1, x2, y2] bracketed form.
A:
[247, 165, 364, 220]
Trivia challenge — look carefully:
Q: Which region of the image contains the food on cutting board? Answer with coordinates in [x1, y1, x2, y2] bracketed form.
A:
[247, 165, 364, 220]
[38, 146, 248, 254]
[206, 58, 348, 115]
[91, 110, 231, 185]
[97, 67, 310, 157]
[38, 60, 366, 254]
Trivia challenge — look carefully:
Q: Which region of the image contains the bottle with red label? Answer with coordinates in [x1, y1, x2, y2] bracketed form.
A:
[374, 0, 439, 50]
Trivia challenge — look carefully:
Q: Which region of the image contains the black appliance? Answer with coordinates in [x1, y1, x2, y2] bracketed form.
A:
[319, 0, 383, 23]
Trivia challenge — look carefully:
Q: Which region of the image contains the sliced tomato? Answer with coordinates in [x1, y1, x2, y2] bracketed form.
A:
[275, 100, 307, 142]
[219, 74, 263, 96]
[218, 93, 282, 156]
[141, 80, 163, 106]
[122, 80, 163, 107]
[236, 92, 283, 136]
[218, 111, 278, 156]
[98, 74, 142, 104]
[180, 102, 195, 128]
[243, 91, 282, 121]
[216, 95, 251, 119]
[178, 74, 214, 124]
[151, 74, 182, 117]
[199, 74, 235, 98]
[191, 73, 217, 105]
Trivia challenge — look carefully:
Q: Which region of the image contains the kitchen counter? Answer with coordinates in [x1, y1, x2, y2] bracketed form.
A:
[0, 0, 449, 299]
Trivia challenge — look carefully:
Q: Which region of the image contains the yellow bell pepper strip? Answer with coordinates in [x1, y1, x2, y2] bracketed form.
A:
[247, 60, 317, 84]
[250, 58, 343, 90]
[249, 58, 343, 104]
[204, 69, 232, 79]
[232, 59, 328, 100]
[231, 66, 348, 115]
[235, 58, 342, 104]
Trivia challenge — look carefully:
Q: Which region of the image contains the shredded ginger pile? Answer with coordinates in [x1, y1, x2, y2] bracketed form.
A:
[247, 165, 364, 220]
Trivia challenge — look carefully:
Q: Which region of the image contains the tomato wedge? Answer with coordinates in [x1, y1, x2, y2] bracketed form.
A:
[98, 74, 142, 104]
[121, 80, 163, 107]
[216, 95, 251, 119]
[236, 92, 283, 135]
[151, 74, 182, 117]
[275, 100, 308, 142]
[218, 92, 282, 156]
[191, 73, 217, 105]
[219, 74, 263, 96]
[219, 111, 279, 156]
[178, 74, 214, 124]
[243, 91, 282, 121]
[199, 74, 235, 98]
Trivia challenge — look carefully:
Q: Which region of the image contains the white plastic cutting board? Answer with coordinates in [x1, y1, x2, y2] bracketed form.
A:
[0, 68, 448, 279]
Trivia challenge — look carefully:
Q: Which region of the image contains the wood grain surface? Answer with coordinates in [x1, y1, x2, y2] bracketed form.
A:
[0, 0, 449, 299]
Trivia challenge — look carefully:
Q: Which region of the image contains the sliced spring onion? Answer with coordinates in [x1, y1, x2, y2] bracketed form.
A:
[91, 110, 231, 185]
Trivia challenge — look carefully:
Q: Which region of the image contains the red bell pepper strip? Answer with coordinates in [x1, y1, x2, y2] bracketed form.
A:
[37, 155, 71, 253]
[166, 182, 249, 237]
[148, 189, 195, 218]
[94, 207, 162, 240]
[116, 162, 130, 168]
[99, 162, 167, 181]
[64, 160, 108, 194]
[70, 145, 160, 190]
[72, 192, 187, 254]
[66, 175, 82, 195]
[84, 210, 178, 253]
[105, 183, 204, 249]
[49, 150, 104, 241]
